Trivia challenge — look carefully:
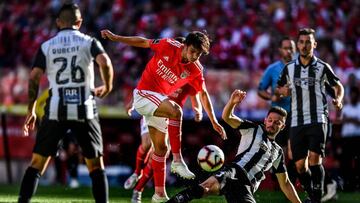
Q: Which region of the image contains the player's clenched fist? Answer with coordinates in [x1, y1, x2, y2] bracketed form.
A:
[230, 89, 246, 104]
[101, 29, 117, 41]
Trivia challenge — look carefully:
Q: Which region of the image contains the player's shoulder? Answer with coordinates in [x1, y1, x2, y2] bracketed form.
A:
[266, 61, 283, 70]
[192, 60, 204, 72]
[315, 57, 331, 68]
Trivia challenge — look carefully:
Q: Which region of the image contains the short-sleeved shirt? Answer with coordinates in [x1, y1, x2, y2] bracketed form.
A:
[168, 84, 198, 107]
[232, 120, 286, 192]
[33, 28, 105, 121]
[277, 56, 340, 127]
[258, 60, 291, 112]
[136, 38, 204, 95]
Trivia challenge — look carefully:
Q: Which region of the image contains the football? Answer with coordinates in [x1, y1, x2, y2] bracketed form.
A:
[197, 145, 225, 172]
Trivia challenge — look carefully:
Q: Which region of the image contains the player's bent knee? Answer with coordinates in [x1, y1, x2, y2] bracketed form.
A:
[30, 153, 51, 172]
[85, 157, 105, 172]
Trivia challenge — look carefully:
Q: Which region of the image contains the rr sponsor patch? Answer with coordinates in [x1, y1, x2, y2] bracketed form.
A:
[63, 87, 81, 105]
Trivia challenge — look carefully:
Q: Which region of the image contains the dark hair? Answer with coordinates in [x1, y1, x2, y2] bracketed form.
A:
[297, 28, 316, 40]
[174, 36, 185, 43]
[279, 36, 292, 47]
[184, 31, 210, 55]
[267, 106, 287, 120]
[57, 3, 81, 25]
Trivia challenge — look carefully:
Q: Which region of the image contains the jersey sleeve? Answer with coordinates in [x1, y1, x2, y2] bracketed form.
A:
[189, 73, 205, 92]
[277, 65, 289, 87]
[272, 149, 287, 173]
[323, 63, 340, 86]
[149, 38, 167, 53]
[32, 47, 46, 71]
[236, 120, 258, 130]
[90, 38, 105, 58]
[258, 67, 272, 91]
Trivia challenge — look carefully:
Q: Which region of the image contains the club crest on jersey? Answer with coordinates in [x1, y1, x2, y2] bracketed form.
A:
[180, 70, 190, 79]
[163, 56, 169, 61]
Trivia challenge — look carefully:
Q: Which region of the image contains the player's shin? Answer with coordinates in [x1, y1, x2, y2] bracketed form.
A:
[18, 167, 41, 203]
[152, 153, 167, 196]
[168, 118, 182, 162]
[310, 165, 325, 202]
[167, 185, 205, 203]
[90, 169, 109, 203]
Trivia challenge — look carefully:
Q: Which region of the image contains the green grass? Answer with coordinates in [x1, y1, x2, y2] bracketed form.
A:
[0, 185, 359, 203]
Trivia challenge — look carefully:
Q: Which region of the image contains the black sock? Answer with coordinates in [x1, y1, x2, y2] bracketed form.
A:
[287, 160, 298, 185]
[67, 155, 79, 178]
[310, 165, 324, 203]
[167, 185, 205, 203]
[298, 169, 313, 198]
[18, 167, 41, 203]
[90, 169, 109, 203]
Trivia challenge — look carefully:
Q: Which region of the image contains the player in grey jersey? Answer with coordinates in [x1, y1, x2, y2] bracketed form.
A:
[18, 3, 113, 203]
[167, 90, 301, 203]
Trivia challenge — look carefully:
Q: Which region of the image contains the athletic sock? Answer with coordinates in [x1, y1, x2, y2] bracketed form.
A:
[168, 119, 182, 158]
[135, 145, 148, 175]
[298, 169, 313, 198]
[310, 165, 324, 203]
[151, 153, 166, 189]
[90, 169, 109, 203]
[134, 159, 153, 191]
[287, 159, 298, 185]
[167, 185, 205, 203]
[18, 167, 41, 203]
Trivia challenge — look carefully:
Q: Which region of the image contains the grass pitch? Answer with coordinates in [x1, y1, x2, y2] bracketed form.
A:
[0, 185, 359, 202]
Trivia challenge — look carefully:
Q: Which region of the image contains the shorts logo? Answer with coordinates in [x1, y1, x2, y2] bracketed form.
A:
[180, 70, 190, 79]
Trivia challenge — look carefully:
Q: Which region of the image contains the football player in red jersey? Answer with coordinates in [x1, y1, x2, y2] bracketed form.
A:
[127, 84, 203, 203]
[101, 30, 226, 202]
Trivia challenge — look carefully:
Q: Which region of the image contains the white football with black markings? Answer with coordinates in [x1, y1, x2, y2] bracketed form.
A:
[197, 145, 225, 172]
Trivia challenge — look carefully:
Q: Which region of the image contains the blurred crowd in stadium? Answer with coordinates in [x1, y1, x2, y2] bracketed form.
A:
[0, 0, 359, 191]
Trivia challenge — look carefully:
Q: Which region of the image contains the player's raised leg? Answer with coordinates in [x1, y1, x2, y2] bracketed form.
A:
[154, 99, 195, 179]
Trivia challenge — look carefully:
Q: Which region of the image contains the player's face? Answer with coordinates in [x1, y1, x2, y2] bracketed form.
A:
[264, 112, 285, 135]
[184, 45, 203, 63]
[279, 40, 295, 63]
[297, 34, 317, 58]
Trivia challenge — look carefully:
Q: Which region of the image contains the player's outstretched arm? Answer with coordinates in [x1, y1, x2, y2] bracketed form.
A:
[199, 88, 227, 140]
[100, 29, 150, 48]
[94, 53, 114, 98]
[222, 89, 246, 129]
[276, 172, 302, 203]
[23, 67, 44, 136]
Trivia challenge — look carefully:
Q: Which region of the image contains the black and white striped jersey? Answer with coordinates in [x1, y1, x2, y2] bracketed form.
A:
[32, 28, 105, 121]
[278, 56, 340, 127]
[233, 120, 286, 192]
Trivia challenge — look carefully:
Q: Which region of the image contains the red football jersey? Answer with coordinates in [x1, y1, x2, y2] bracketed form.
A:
[169, 84, 198, 108]
[136, 38, 204, 95]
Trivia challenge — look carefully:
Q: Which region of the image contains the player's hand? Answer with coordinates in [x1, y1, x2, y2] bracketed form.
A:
[101, 29, 117, 41]
[277, 84, 291, 97]
[94, 85, 112, 98]
[230, 89, 246, 104]
[212, 122, 227, 140]
[193, 108, 203, 122]
[23, 112, 37, 137]
[271, 94, 281, 102]
[332, 98, 343, 111]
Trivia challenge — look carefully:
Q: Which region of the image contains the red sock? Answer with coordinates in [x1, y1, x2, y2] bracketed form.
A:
[168, 119, 182, 155]
[135, 145, 148, 175]
[151, 153, 166, 187]
[134, 157, 153, 191]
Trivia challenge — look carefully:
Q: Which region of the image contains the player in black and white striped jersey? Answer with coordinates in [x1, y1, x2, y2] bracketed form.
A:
[167, 89, 301, 203]
[19, 3, 113, 203]
[277, 28, 344, 203]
